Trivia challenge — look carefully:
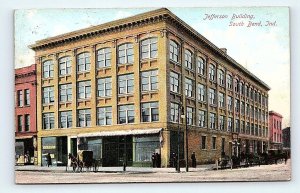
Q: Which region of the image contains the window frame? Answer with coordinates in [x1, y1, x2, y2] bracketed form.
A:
[59, 56, 72, 76]
[141, 37, 158, 59]
[118, 104, 135, 124]
[118, 43, 134, 64]
[141, 102, 159, 122]
[77, 52, 91, 72]
[97, 47, 112, 68]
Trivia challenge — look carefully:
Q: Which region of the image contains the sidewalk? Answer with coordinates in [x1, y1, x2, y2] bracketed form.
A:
[15, 164, 215, 173]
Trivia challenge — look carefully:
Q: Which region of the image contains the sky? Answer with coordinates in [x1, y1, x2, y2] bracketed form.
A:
[14, 7, 290, 127]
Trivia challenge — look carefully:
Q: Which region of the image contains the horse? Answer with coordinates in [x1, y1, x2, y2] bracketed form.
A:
[68, 153, 83, 172]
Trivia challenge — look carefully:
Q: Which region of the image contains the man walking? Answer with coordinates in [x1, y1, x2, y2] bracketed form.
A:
[191, 152, 197, 168]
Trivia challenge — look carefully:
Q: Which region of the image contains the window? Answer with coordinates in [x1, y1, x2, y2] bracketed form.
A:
[219, 115, 225, 131]
[218, 69, 225, 86]
[250, 88, 253, 100]
[97, 77, 112, 97]
[227, 117, 233, 132]
[118, 104, 134, 124]
[227, 74, 233, 89]
[221, 138, 225, 153]
[234, 78, 239, 93]
[212, 137, 217, 150]
[43, 113, 54, 130]
[170, 103, 179, 123]
[209, 88, 216, 105]
[25, 114, 30, 132]
[169, 40, 179, 62]
[246, 104, 250, 116]
[118, 74, 134, 94]
[246, 122, 250, 135]
[141, 102, 159, 122]
[77, 52, 91, 72]
[197, 57, 205, 76]
[24, 89, 30, 106]
[59, 111, 72, 128]
[201, 136, 206, 149]
[209, 64, 215, 81]
[251, 105, 254, 118]
[118, 43, 134, 64]
[59, 84, 72, 102]
[78, 109, 91, 127]
[209, 113, 216, 129]
[240, 82, 244, 95]
[198, 110, 206, 128]
[227, 96, 233, 111]
[186, 107, 194, 125]
[17, 115, 23, 132]
[59, 56, 71, 76]
[219, 92, 225, 108]
[198, 83, 206, 102]
[141, 70, 158, 91]
[97, 48, 111, 68]
[17, 90, 23, 107]
[43, 60, 54, 78]
[141, 37, 158, 59]
[235, 119, 240, 133]
[78, 81, 91, 100]
[184, 50, 193, 70]
[235, 99, 240, 113]
[185, 78, 194, 97]
[241, 101, 245, 115]
[170, 71, 180, 93]
[97, 107, 112, 126]
[245, 85, 249, 97]
[42, 87, 54, 104]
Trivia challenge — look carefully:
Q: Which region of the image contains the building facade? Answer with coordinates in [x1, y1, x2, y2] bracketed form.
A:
[29, 8, 270, 167]
[15, 64, 37, 165]
[268, 111, 283, 150]
[282, 127, 290, 149]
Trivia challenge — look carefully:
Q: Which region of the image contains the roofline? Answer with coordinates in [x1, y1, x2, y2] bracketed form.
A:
[29, 8, 270, 90]
[269, 110, 283, 118]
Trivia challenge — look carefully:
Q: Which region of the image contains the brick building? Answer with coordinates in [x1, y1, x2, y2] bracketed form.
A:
[29, 8, 270, 167]
[268, 111, 283, 150]
[15, 64, 37, 165]
[282, 127, 290, 149]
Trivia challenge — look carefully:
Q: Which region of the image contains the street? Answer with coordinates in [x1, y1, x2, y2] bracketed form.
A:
[15, 159, 291, 184]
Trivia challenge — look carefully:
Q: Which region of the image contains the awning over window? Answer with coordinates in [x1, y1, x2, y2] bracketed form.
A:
[15, 136, 34, 140]
[77, 128, 162, 138]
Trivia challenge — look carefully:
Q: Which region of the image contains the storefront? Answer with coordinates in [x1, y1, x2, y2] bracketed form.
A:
[15, 136, 36, 165]
[41, 136, 67, 166]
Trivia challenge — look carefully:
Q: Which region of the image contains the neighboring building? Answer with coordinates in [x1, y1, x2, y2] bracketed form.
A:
[15, 64, 37, 165]
[268, 111, 283, 150]
[29, 8, 270, 167]
[282, 127, 290, 148]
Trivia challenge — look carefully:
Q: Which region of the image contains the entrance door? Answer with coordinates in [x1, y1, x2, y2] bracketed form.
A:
[71, 138, 77, 157]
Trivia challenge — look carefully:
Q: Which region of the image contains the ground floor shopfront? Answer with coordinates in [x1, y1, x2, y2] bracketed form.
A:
[15, 135, 37, 165]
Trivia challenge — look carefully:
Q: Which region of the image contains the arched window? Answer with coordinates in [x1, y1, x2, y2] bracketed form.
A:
[118, 43, 134, 64]
[218, 69, 225, 86]
[59, 56, 71, 76]
[141, 37, 158, 59]
[227, 74, 233, 89]
[184, 49, 193, 70]
[97, 48, 111, 68]
[234, 78, 239, 93]
[209, 64, 216, 81]
[77, 52, 91, 72]
[42, 60, 54, 78]
[169, 40, 179, 62]
[197, 57, 205, 76]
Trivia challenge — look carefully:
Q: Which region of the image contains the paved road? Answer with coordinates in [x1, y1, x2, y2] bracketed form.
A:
[15, 160, 291, 184]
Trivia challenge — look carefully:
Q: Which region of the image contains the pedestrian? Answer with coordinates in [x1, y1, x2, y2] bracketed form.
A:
[155, 153, 161, 168]
[151, 152, 156, 168]
[173, 153, 178, 169]
[46, 153, 52, 167]
[284, 153, 288, 164]
[191, 152, 196, 168]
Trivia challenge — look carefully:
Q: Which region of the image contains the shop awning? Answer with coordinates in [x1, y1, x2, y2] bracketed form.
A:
[77, 128, 162, 138]
[15, 136, 33, 140]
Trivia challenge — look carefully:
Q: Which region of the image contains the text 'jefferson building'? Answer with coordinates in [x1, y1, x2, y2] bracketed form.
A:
[29, 8, 270, 167]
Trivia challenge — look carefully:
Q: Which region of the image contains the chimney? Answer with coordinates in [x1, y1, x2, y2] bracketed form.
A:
[220, 48, 227, 54]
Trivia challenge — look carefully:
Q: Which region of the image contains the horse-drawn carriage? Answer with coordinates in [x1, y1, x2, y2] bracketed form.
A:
[68, 150, 99, 172]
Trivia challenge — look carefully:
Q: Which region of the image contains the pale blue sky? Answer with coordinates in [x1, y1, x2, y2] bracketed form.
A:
[14, 7, 290, 126]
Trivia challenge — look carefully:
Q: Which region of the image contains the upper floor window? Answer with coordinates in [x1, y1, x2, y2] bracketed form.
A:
[169, 40, 179, 62]
[209, 112, 216, 129]
[170, 103, 179, 123]
[245, 85, 249, 97]
[17, 90, 23, 107]
[234, 78, 239, 93]
[97, 107, 112, 126]
[184, 49, 193, 70]
[118, 104, 134, 124]
[209, 88, 216, 105]
[227, 117, 233, 132]
[227, 96, 233, 111]
[43, 60, 54, 78]
[59, 84, 72, 102]
[118, 43, 134, 64]
[198, 110, 206, 128]
[141, 70, 158, 91]
[227, 74, 233, 89]
[198, 84, 206, 102]
[201, 136, 207, 150]
[186, 107, 194, 125]
[25, 114, 30, 132]
[219, 115, 225, 131]
[118, 74, 134, 94]
[77, 52, 91, 72]
[235, 99, 240, 113]
[185, 78, 194, 97]
[97, 48, 111, 68]
[197, 57, 206, 76]
[141, 102, 159, 122]
[17, 115, 23, 132]
[141, 37, 158, 59]
[97, 77, 112, 97]
[219, 92, 225, 108]
[78, 109, 91, 127]
[218, 69, 225, 86]
[78, 81, 91, 100]
[24, 89, 30, 106]
[43, 113, 54, 130]
[209, 64, 216, 81]
[170, 71, 180, 93]
[59, 56, 71, 76]
[42, 87, 54, 104]
[240, 82, 245, 95]
[235, 119, 240, 133]
[59, 111, 72, 128]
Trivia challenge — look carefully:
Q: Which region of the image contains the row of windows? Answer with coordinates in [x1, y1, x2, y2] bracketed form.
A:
[42, 102, 159, 129]
[17, 114, 30, 132]
[170, 103, 268, 137]
[201, 136, 223, 150]
[42, 38, 158, 78]
[273, 133, 282, 143]
[42, 70, 158, 104]
[273, 119, 282, 130]
[16, 89, 30, 107]
[169, 40, 268, 105]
